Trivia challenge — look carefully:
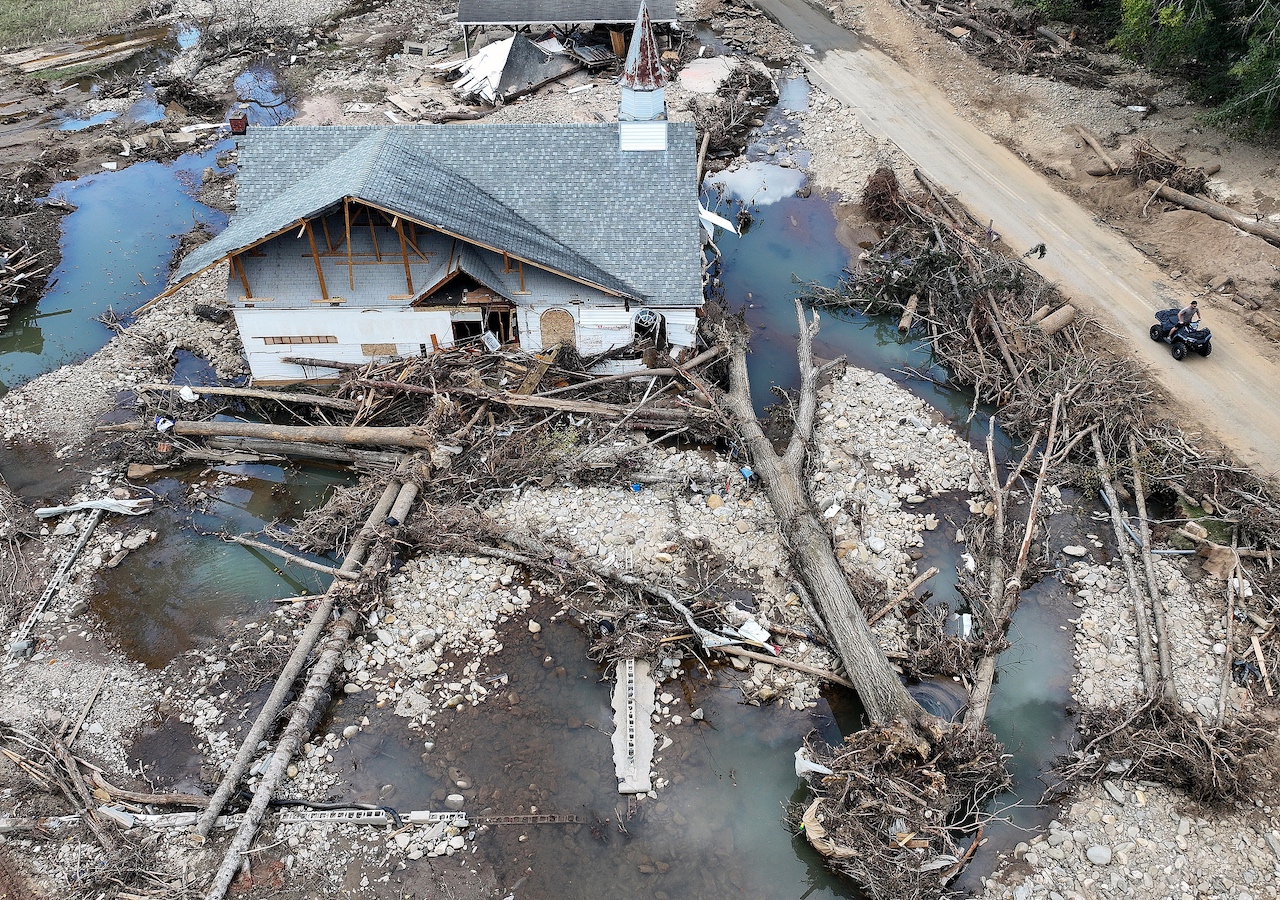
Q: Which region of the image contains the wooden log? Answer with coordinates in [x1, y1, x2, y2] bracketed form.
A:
[1076, 126, 1120, 175]
[985, 293, 1034, 394]
[282, 356, 363, 371]
[98, 420, 435, 449]
[1036, 25, 1073, 51]
[1029, 304, 1051, 325]
[1143, 180, 1280, 248]
[868, 566, 938, 625]
[1094, 431, 1158, 696]
[719, 300, 932, 733]
[89, 771, 208, 808]
[913, 169, 963, 224]
[715, 645, 855, 690]
[221, 533, 358, 581]
[196, 480, 403, 837]
[1130, 435, 1178, 704]
[898, 294, 920, 334]
[1035, 304, 1076, 335]
[205, 605, 364, 899]
[1086, 162, 1217, 178]
[948, 16, 1004, 43]
[204, 437, 403, 468]
[138, 382, 358, 412]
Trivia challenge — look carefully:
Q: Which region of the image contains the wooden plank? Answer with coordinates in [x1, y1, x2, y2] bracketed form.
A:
[304, 221, 329, 300]
[344, 199, 354, 291]
[516, 348, 559, 394]
[396, 220, 414, 293]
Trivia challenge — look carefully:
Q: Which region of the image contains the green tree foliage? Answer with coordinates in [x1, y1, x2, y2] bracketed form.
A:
[1023, 0, 1279, 135]
[1213, 1, 1280, 132]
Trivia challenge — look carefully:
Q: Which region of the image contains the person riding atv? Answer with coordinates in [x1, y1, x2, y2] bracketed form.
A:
[1151, 304, 1212, 360]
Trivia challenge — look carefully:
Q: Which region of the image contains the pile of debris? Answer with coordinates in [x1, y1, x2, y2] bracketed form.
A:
[0, 242, 49, 334]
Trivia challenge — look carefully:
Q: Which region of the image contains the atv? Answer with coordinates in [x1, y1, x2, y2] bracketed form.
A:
[1150, 308, 1212, 360]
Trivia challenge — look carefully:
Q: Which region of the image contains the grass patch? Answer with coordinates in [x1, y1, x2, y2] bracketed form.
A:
[0, 0, 146, 51]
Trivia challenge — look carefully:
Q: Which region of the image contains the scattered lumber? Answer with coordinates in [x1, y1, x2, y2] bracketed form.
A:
[1143, 180, 1280, 248]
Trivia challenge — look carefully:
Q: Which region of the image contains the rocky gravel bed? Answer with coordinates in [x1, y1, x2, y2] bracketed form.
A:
[980, 526, 1274, 899]
[0, 263, 245, 449]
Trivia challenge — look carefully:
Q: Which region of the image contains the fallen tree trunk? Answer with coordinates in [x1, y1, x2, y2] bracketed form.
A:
[1036, 25, 1073, 51]
[204, 503, 410, 900]
[138, 383, 358, 412]
[898, 294, 920, 334]
[1035, 304, 1076, 335]
[719, 301, 934, 733]
[1076, 126, 1119, 174]
[195, 479, 403, 836]
[281, 356, 363, 371]
[1130, 435, 1178, 704]
[203, 437, 403, 468]
[98, 420, 435, 449]
[1143, 180, 1280, 248]
[1093, 431, 1158, 696]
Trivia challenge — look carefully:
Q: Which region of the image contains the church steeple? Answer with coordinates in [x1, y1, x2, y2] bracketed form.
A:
[618, 0, 668, 151]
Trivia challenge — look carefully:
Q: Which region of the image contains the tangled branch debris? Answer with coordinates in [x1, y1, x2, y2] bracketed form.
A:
[791, 723, 1010, 900]
[1049, 697, 1276, 804]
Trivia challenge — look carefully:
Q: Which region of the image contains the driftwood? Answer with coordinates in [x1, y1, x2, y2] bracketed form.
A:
[1034, 304, 1077, 335]
[1076, 126, 1119, 174]
[203, 437, 403, 468]
[1130, 435, 1178, 703]
[717, 645, 856, 689]
[1085, 162, 1219, 178]
[196, 479, 404, 836]
[99, 419, 435, 449]
[138, 382, 359, 412]
[1036, 25, 1073, 52]
[220, 534, 357, 580]
[719, 301, 933, 732]
[1094, 431, 1158, 695]
[898, 294, 921, 334]
[1143, 180, 1280, 248]
[868, 567, 939, 626]
[204, 505, 411, 900]
[281, 356, 363, 371]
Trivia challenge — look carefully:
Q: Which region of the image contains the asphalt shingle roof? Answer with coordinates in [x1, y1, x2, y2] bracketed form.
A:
[177, 123, 702, 307]
[457, 0, 678, 25]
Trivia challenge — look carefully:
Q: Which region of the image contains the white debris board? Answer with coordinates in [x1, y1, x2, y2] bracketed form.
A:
[611, 658, 656, 794]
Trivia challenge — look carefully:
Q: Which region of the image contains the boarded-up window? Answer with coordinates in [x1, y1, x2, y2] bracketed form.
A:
[361, 343, 397, 356]
[263, 335, 337, 345]
[539, 309, 575, 351]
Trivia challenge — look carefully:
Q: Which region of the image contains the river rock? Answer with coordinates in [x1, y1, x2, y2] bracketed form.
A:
[1063, 545, 1089, 557]
[706, 494, 725, 509]
[528, 620, 542, 633]
[444, 793, 466, 810]
[1087, 845, 1113, 865]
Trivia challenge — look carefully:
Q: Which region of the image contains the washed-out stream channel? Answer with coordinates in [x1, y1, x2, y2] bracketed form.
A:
[0, 68, 1097, 898]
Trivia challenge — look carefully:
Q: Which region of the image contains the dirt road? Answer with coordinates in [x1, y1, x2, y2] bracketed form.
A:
[752, 0, 1280, 475]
